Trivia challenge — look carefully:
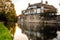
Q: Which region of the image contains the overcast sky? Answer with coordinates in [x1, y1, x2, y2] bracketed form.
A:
[11, 0, 60, 16]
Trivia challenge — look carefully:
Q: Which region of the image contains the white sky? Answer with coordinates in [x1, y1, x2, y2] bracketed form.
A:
[11, 0, 60, 16]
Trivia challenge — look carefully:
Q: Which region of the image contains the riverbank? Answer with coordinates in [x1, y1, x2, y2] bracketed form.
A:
[0, 22, 12, 40]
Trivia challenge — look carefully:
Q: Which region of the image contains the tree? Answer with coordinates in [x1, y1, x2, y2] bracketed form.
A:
[0, 0, 17, 31]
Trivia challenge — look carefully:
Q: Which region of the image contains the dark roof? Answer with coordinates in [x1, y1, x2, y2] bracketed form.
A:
[29, 3, 55, 9]
[28, 3, 57, 13]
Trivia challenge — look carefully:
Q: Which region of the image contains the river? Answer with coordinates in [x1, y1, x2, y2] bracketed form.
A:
[13, 23, 60, 40]
[13, 23, 28, 40]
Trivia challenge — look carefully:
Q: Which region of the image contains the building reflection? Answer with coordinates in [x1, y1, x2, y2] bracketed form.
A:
[20, 22, 58, 40]
[20, 22, 41, 40]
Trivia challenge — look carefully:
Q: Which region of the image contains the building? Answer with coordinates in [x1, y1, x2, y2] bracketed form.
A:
[19, 1, 57, 23]
[18, 1, 60, 40]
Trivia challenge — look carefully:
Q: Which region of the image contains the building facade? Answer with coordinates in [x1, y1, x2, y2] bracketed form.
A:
[19, 1, 57, 23]
[18, 1, 60, 40]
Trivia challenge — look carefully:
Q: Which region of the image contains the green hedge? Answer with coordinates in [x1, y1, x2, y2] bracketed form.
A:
[0, 22, 12, 40]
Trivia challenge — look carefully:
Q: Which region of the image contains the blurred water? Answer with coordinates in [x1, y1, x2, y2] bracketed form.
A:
[56, 31, 60, 40]
[13, 22, 60, 40]
[20, 22, 60, 40]
[52, 31, 60, 40]
[13, 23, 28, 40]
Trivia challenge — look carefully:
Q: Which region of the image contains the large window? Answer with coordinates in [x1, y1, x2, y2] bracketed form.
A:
[33, 9, 36, 13]
[37, 8, 40, 13]
[30, 9, 36, 14]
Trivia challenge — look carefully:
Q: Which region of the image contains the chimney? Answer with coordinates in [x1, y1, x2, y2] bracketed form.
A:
[28, 3, 30, 6]
[45, 1, 48, 5]
[41, 0, 43, 4]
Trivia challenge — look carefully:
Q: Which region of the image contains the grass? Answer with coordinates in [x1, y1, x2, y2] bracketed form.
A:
[0, 22, 12, 40]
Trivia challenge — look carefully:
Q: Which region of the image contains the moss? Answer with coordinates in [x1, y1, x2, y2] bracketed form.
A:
[0, 22, 12, 40]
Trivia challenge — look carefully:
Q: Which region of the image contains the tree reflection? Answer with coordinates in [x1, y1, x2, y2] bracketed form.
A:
[40, 26, 57, 40]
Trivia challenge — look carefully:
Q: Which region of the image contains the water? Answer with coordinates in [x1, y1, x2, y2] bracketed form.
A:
[56, 31, 60, 40]
[13, 23, 28, 40]
[19, 22, 60, 40]
[52, 31, 60, 40]
[13, 23, 60, 40]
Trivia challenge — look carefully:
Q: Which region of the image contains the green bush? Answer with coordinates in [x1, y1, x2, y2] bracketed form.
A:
[0, 22, 12, 40]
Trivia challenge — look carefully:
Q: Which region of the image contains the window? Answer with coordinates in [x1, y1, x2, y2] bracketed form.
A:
[30, 9, 36, 14]
[25, 12, 28, 14]
[25, 10, 29, 14]
[41, 6, 44, 13]
[37, 8, 40, 13]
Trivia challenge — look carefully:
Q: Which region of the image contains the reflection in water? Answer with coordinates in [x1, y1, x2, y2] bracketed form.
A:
[20, 22, 60, 40]
[13, 23, 28, 40]
[20, 23, 42, 40]
[52, 31, 60, 40]
[20, 23, 41, 40]
[56, 31, 60, 40]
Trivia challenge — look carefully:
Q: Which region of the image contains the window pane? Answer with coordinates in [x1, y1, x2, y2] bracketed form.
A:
[31, 9, 36, 14]
[37, 8, 40, 13]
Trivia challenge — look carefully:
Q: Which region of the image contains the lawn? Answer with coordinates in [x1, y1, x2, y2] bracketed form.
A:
[0, 22, 12, 40]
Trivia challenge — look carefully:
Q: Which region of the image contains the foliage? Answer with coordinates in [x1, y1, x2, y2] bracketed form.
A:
[0, 12, 7, 21]
[0, 22, 12, 40]
[0, 1, 17, 31]
[0, 1, 17, 22]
